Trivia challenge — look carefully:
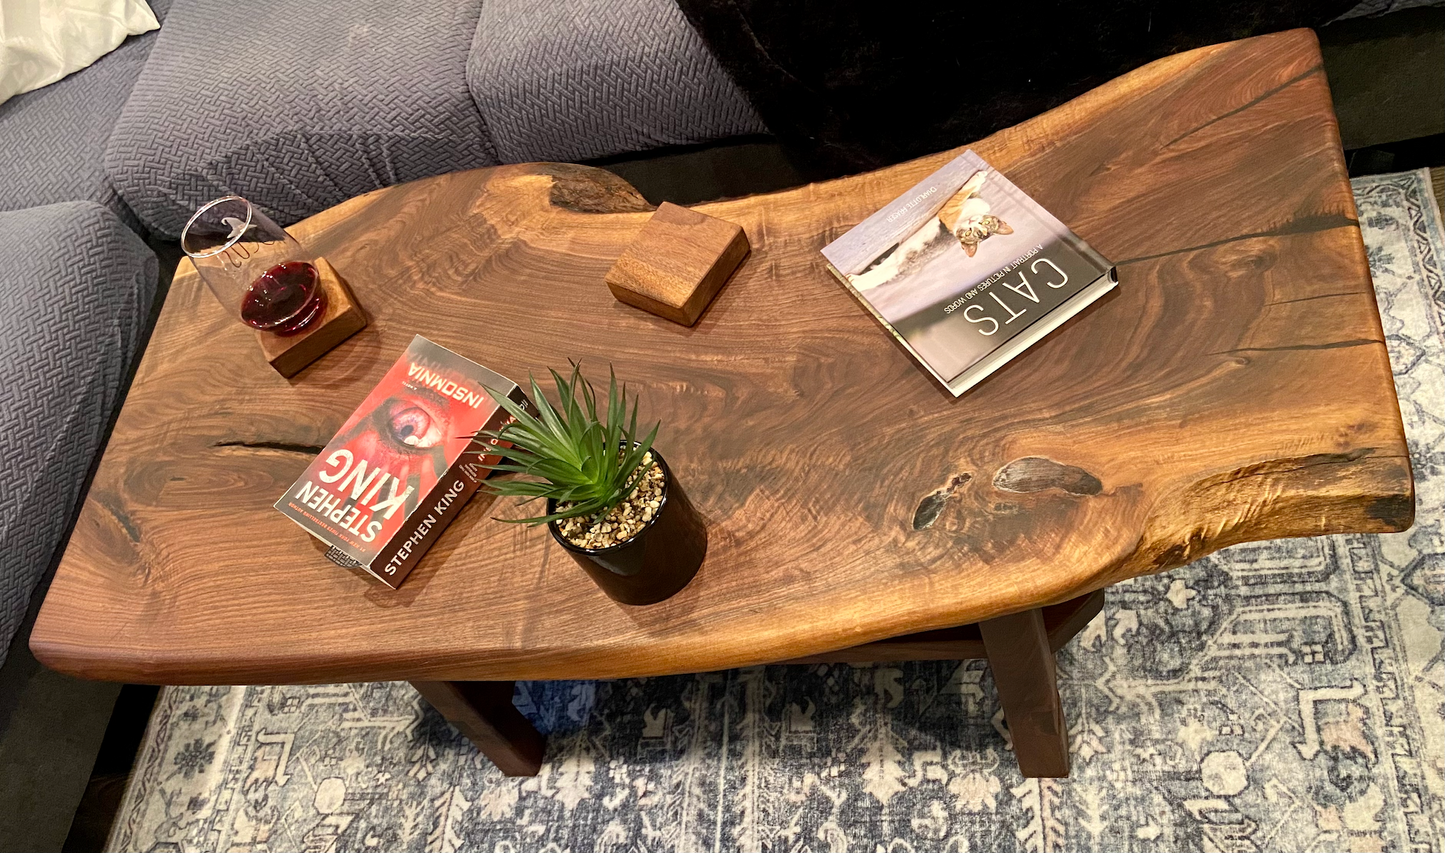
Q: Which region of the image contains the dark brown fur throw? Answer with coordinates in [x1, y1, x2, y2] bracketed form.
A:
[674, 0, 1355, 176]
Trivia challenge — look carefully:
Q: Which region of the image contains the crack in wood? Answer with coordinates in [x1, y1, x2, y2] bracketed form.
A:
[213, 440, 325, 456]
[1208, 338, 1382, 356]
[1207, 448, 1389, 486]
[1164, 65, 1322, 148]
[994, 458, 1102, 496]
[1267, 290, 1367, 307]
[1141, 450, 1411, 572]
[912, 473, 971, 530]
[1113, 212, 1358, 266]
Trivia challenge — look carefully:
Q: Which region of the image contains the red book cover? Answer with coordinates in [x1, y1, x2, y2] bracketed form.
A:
[274, 335, 526, 588]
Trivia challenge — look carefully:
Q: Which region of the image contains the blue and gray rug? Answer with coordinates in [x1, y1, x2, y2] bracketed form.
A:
[110, 171, 1444, 853]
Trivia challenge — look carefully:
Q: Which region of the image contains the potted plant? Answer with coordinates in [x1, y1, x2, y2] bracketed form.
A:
[482, 364, 706, 605]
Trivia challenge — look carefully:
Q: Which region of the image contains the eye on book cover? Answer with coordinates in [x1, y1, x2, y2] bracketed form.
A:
[821, 149, 1115, 396]
[275, 335, 528, 588]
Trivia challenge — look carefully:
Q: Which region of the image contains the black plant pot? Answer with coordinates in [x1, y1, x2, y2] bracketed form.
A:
[547, 449, 706, 605]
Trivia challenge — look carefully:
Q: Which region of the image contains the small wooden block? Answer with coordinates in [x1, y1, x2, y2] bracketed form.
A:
[258, 256, 368, 378]
[606, 201, 750, 326]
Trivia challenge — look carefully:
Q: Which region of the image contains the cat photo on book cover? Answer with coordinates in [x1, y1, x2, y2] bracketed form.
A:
[850, 170, 1012, 293]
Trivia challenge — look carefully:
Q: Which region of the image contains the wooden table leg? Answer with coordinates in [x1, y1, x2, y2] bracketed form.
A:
[411, 680, 545, 776]
[979, 607, 1070, 778]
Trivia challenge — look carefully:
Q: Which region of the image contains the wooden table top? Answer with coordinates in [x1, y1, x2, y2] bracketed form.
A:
[31, 30, 1413, 685]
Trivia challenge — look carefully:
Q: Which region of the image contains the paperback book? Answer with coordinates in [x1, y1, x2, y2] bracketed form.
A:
[275, 335, 528, 588]
[821, 149, 1116, 396]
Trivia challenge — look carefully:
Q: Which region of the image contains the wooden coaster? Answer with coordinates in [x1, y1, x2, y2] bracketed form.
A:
[605, 202, 750, 326]
[258, 256, 368, 378]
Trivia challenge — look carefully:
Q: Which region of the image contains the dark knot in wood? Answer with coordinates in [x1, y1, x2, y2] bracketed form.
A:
[994, 458, 1102, 496]
[912, 473, 972, 530]
[1366, 494, 1414, 529]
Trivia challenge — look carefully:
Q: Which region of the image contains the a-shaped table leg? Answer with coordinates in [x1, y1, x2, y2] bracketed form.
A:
[979, 607, 1071, 777]
[412, 680, 545, 776]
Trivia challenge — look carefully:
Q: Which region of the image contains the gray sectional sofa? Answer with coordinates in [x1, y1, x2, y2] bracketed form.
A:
[103, 0, 763, 237]
[0, 203, 156, 664]
[0, 0, 174, 668]
[0, 0, 761, 666]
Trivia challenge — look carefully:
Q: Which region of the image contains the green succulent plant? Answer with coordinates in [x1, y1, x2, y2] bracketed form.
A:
[481, 363, 658, 525]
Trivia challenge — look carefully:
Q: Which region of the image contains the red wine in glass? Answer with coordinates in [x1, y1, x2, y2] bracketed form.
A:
[239, 261, 327, 336]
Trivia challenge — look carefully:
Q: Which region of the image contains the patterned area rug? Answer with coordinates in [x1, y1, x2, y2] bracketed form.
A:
[110, 171, 1444, 853]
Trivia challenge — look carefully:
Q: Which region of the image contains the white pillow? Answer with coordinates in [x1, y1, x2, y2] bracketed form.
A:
[0, 0, 158, 106]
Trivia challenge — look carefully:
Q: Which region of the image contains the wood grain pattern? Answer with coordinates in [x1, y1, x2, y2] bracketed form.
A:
[606, 201, 750, 325]
[30, 30, 1412, 686]
[257, 257, 367, 378]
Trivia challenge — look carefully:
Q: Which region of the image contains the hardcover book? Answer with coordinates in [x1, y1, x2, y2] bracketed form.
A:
[275, 335, 528, 588]
[821, 150, 1116, 396]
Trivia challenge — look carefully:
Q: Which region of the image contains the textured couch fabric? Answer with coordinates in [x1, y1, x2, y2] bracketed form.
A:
[0, 0, 171, 224]
[467, 0, 767, 164]
[103, 0, 496, 238]
[0, 202, 156, 667]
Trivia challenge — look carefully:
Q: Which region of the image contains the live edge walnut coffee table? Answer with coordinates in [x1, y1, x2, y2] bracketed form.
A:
[32, 30, 1413, 780]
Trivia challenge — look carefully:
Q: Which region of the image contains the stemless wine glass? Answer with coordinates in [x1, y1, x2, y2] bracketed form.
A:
[182, 196, 327, 336]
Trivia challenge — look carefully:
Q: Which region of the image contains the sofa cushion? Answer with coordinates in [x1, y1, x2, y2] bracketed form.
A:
[0, 201, 156, 666]
[0, 0, 168, 222]
[467, 0, 768, 164]
[103, 0, 495, 238]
